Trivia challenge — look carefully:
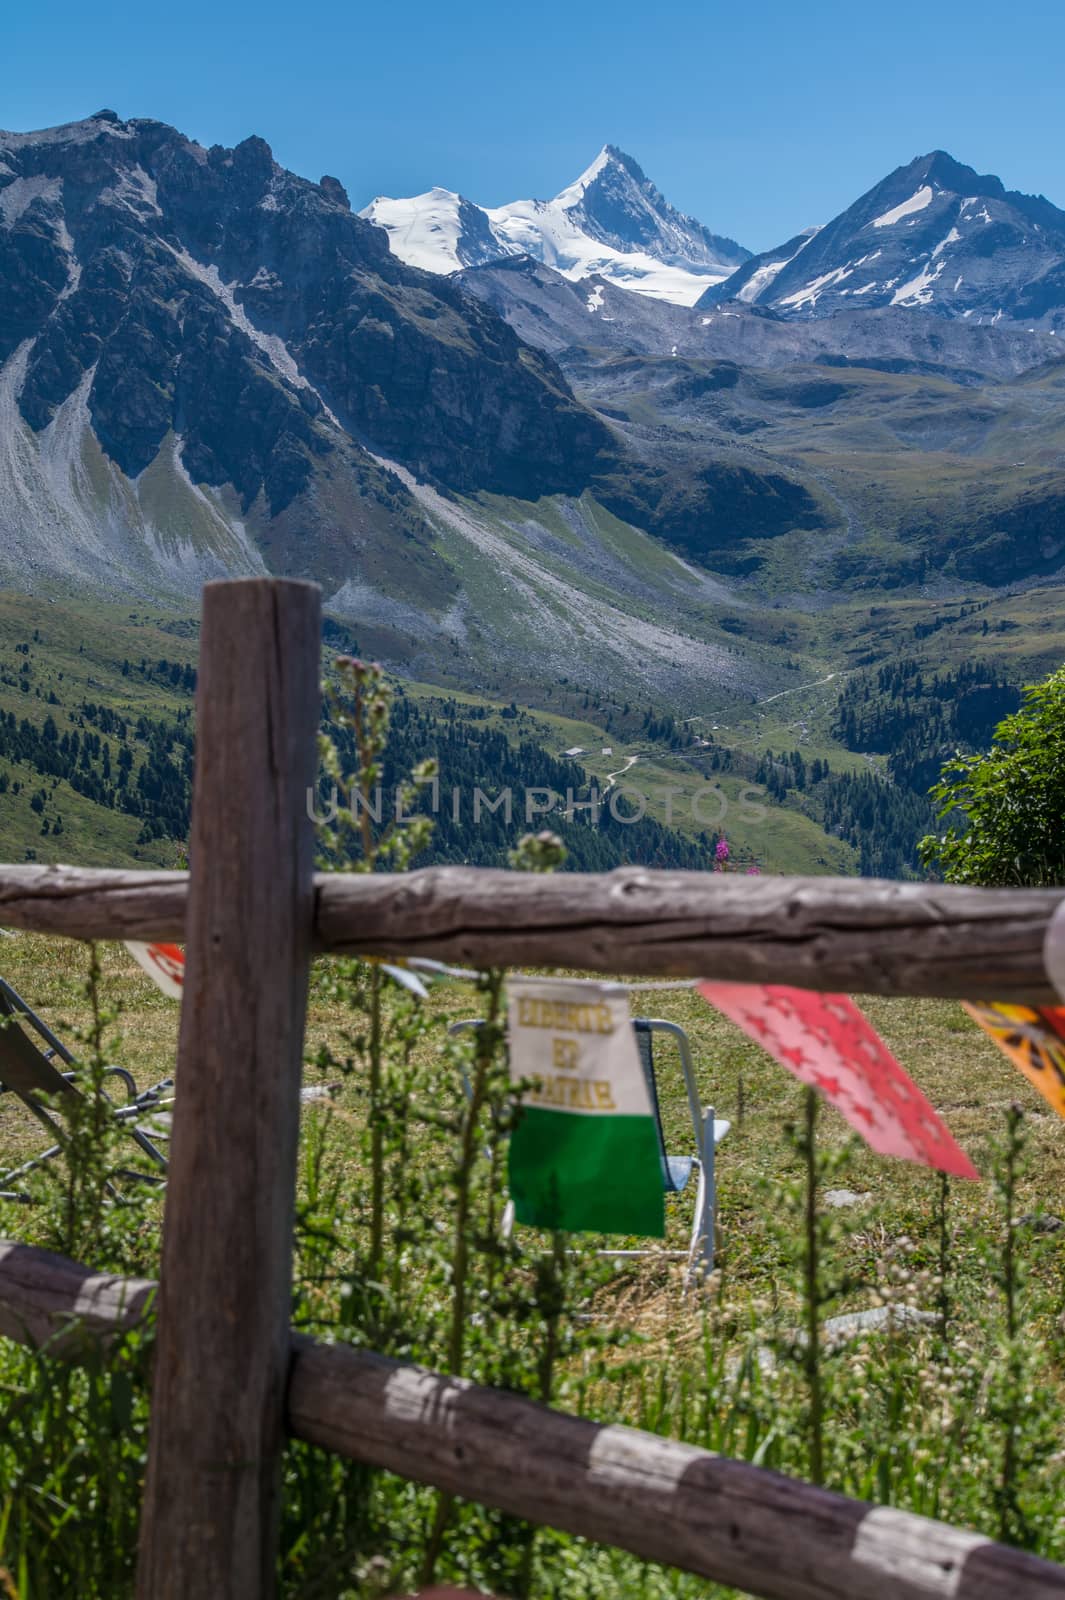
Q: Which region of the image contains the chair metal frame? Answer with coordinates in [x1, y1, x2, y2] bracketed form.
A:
[0, 975, 172, 1202]
[448, 1014, 729, 1278]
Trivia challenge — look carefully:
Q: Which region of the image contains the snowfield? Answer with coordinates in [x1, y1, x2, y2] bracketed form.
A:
[361, 147, 745, 307]
[361, 188, 487, 274]
[871, 186, 934, 228]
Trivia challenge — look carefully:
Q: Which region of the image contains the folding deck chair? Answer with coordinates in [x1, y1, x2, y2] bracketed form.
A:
[627, 1018, 730, 1276]
[449, 1014, 729, 1277]
[0, 976, 172, 1202]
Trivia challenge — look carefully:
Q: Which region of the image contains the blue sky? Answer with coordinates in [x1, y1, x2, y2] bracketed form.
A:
[5, 0, 1063, 252]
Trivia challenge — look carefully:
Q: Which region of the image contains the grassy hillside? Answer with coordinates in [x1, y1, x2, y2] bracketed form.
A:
[0, 573, 1060, 879]
[0, 591, 198, 868]
[572, 351, 1065, 593]
[0, 588, 853, 876]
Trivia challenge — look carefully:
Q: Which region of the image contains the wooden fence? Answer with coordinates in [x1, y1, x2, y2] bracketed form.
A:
[2, 575, 1065, 1600]
[3, 1241, 1064, 1600]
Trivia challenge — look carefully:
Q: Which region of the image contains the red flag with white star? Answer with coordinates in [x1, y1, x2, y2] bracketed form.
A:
[697, 982, 978, 1178]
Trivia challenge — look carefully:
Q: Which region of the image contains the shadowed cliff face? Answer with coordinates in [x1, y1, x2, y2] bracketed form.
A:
[700, 150, 1065, 326]
[0, 111, 614, 522]
[1, 111, 848, 612]
[9, 114, 1062, 625]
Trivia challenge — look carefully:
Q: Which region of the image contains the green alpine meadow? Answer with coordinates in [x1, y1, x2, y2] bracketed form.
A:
[4, 16, 1065, 1598]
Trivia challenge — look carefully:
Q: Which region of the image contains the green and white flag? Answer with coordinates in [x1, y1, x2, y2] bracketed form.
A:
[506, 976, 664, 1238]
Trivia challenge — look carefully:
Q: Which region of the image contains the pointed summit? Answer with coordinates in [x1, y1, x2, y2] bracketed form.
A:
[549, 144, 747, 274]
[552, 146, 615, 208]
[701, 149, 1065, 324]
[362, 148, 749, 306]
[901, 150, 1004, 198]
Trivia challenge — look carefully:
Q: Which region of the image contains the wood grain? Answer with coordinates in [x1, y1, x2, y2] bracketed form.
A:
[315, 867, 1065, 999]
[134, 579, 321, 1600]
[0, 864, 1061, 1000]
[287, 1336, 1065, 1600]
[0, 1240, 154, 1353]
[0, 865, 186, 941]
[3, 1244, 1062, 1600]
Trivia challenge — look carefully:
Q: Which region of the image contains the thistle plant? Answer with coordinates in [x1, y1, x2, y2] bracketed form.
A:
[711, 833, 760, 875]
[318, 655, 437, 874]
[764, 1088, 862, 1489]
[315, 657, 438, 1284]
[982, 1102, 1059, 1549]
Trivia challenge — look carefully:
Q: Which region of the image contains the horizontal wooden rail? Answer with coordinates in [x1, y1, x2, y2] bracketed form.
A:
[0, 864, 1062, 1000]
[0, 1239, 155, 1352]
[289, 1340, 1059, 1600]
[2, 1241, 1064, 1600]
[0, 866, 187, 943]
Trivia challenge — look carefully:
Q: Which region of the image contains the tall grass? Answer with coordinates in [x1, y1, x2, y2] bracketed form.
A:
[2, 664, 1065, 1594]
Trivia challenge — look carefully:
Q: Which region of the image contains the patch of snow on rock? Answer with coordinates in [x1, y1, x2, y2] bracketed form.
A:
[961, 197, 993, 225]
[871, 186, 934, 228]
[736, 256, 790, 303]
[932, 226, 962, 258]
[891, 255, 946, 306]
[779, 264, 854, 311]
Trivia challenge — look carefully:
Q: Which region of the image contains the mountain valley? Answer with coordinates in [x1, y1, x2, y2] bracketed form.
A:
[2, 112, 1065, 875]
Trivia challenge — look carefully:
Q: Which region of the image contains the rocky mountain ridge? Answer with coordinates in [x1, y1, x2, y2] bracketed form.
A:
[458, 253, 1064, 382]
[369, 144, 1065, 334]
[3, 112, 1065, 712]
[0, 111, 810, 714]
[0, 109, 619, 597]
[702, 151, 1065, 329]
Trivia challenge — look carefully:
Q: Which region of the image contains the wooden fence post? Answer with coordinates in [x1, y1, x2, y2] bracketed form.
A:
[135, 578, 321, 1599]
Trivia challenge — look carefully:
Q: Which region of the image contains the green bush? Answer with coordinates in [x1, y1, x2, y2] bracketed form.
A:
[919, 666, 1065, 887]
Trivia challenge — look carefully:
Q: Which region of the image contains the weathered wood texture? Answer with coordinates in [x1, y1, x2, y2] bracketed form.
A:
[0, 1240, 154, 1353]
[0, 865, 186, 941]
[314, 869, 1064, 1000]
[134, 579, 322, 1600]
[1, 863, 1060, 1001]
[3, 1243, 1063, 1600]
[287, 1338, 1065, 1600]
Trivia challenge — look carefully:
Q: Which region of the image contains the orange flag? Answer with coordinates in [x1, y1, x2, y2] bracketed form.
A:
[962, 1002, 1065, 1121]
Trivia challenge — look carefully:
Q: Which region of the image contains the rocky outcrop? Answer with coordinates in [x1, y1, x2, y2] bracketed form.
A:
[701, 150, 1065, 329]
[0, 111, 616, 555]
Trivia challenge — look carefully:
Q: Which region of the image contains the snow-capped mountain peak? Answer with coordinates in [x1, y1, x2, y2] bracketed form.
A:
[551, 145, 614, 210]
[361, 147, 750, 307]
[359, 186, 514, 273]
[701, 150, 1065, 327]
[548, 144, 746, 272]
